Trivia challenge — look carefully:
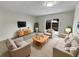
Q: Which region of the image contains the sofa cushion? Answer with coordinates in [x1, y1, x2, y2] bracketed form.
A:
[17, 28, 32, 37]
[65, 38, 73, 45]
[15, 41, 27, 47]
[68, 36, 79, 56]
[14, 37, 24, 47]
[58, 33, 67, 38]
[64, 35, 69, 42]
[18, 29, 25, 36]
[69, 33, 74, 39]
[8, 39, 17, 49]
[14, 37, 23, 43]
[65, 43, 71, 47]
[71, 39, 79, 47]
[70, 47, 79, 56]
[65, 33, 74, 47]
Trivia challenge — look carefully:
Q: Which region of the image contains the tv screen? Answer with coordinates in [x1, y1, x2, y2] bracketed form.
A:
[17, 21, 26, 28]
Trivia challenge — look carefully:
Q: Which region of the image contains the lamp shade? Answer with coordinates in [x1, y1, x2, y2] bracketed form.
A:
[65, 27, 72, 33]
[35, 27, 39, 32]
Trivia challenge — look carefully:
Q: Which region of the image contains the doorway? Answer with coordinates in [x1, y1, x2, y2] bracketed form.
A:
[46, 20, 51, 29]
[46, 19, 59, 31]
[52, 19, 59, 31]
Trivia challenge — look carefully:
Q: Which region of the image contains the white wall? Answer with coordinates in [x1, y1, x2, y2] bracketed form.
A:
[36, 11, 74, 33]
[0, 10, 36, 41]
[0, 9, 75, 41]
[73, 3, 79, 38]
[35, 16, 46, 32]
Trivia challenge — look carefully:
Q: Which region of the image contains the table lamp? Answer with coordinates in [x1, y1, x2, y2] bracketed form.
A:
[65, 27, 72, 34]
[35, 27, 39, 32]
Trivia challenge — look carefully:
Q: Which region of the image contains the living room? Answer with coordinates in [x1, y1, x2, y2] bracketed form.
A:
[0, 1, 79, 57]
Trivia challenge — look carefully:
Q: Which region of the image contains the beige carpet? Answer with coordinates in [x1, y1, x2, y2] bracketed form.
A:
[30, 38, 53, 57]
[0, 33, 53, 57]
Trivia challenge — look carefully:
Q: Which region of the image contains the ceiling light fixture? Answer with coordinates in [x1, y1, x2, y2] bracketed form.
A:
[44, 1, 57, 7]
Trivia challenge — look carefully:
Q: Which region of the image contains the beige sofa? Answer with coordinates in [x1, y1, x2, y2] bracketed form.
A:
[6, 37, 32, 57]
[44, 29, 52, 38]
[16, 28, 32, 37]
[53, 33, 79, 57]
[53, 48, 73, 57]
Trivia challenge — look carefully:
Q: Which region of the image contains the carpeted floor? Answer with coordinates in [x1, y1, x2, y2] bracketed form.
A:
[30, 38, 53, 57]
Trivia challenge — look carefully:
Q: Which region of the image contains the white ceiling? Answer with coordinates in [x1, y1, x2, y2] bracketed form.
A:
[0, 1, 78, 16]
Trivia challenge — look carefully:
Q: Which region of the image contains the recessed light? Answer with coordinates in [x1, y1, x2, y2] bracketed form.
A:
[44, 1, 57, 7]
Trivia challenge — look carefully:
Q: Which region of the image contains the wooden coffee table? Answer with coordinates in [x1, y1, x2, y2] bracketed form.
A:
[32, 34, 49, 46]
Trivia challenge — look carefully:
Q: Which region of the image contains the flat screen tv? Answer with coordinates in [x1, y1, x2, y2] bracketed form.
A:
[17, 21, 26, 28]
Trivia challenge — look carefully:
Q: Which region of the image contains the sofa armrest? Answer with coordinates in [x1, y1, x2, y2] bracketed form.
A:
[9, 42, 31, 57]
[11, 42, 31, 52]
[53, 47, 73, 57]
[58, 33, 67, 38]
